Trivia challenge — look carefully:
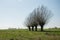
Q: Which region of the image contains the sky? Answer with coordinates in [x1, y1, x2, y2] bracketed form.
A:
[0, 0, 60, 29]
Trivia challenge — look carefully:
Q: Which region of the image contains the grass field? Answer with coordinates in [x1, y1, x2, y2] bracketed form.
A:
[0, 28, 60, 40]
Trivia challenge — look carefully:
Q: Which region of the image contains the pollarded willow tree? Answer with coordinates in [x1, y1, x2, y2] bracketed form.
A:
[25, 12, 38, 31]
[35, 5, 53, 31]
[25, 5, 53, 31]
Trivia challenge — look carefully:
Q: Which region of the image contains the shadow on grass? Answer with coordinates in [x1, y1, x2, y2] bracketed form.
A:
[36, 30, 60, 32]
[43, 30, 60, 32]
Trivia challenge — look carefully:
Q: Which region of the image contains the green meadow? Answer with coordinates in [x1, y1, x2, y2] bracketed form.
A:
[0, 28, 60, 40]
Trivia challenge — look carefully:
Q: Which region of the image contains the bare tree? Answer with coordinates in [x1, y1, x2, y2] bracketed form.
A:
[25, 5, 53, 31]
[29, 12, 38, 31]
[31, 9, 39, 31]
[35, 5, 53, 31]
[25, 15, 31, 31]
[25, 11, 38, 31]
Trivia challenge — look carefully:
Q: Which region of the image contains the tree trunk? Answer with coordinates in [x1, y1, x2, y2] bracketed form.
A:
[32, 26, 34, 31]
[41, 25, 43, 31]
[28, 26, 31, 31]
[35, 26, 37, 31]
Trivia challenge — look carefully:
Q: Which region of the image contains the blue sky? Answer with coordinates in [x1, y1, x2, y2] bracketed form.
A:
[0, 0, 60, 29]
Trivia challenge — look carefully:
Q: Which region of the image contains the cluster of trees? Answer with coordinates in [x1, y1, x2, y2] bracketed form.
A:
[25, 5, 53, 31]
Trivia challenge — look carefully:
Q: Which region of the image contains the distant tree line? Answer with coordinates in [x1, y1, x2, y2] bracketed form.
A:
[25, 5, 53, 31]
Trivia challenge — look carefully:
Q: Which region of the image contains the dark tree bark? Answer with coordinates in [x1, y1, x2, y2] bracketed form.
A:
[32, 26, 34, 31]
[41, 25, 43, 31]
[28, 26, 31, 31]
[35, 26, 37, 31]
